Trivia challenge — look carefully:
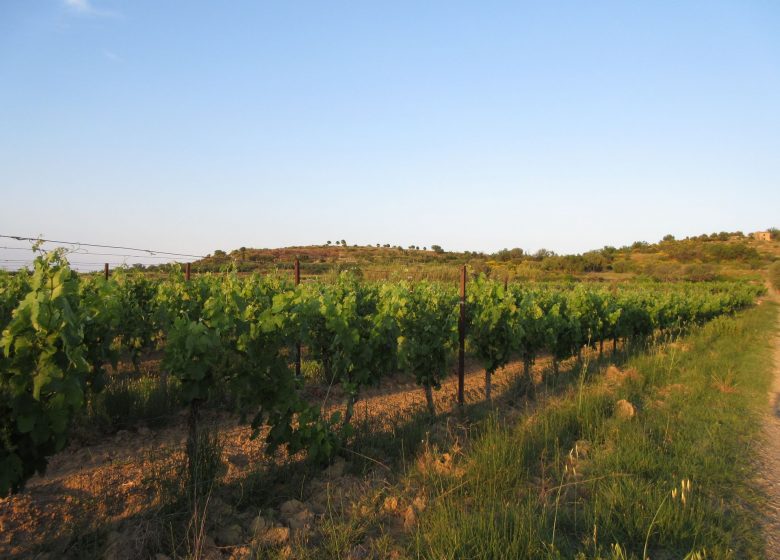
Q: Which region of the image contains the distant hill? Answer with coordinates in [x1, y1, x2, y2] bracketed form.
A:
[175, 230, 779, 283]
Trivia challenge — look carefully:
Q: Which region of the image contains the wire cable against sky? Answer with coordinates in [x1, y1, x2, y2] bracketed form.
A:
[0, 246, 189, 260]
[0, 234, 207, 259]
[0, 259, 164, 267]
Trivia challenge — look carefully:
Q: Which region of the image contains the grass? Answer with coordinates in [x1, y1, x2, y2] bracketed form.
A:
[412, 302, 777, 559]
[87, 373, 182, 431]
[770, 261, 780, 291]
[142, 425, 227, 559]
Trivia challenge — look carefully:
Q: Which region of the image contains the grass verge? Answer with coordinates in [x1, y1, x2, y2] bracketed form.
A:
[770, 261, 780, 291]
[413, 302, 778, 559]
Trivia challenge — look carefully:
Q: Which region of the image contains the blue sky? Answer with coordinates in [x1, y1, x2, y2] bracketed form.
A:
[1, 1, 778, 268]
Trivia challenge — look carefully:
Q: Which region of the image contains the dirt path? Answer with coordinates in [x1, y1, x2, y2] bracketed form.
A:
[760, 285, 780, 559]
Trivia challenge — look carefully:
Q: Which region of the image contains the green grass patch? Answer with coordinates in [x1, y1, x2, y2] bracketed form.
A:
[413, 302, 778, 559]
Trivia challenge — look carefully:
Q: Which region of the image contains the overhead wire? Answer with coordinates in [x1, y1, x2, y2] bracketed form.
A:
[0, 252, 193, 273]
[0, 259, 180, 267]
[0, 246, 188, 260]
[0, 234, 208, 259]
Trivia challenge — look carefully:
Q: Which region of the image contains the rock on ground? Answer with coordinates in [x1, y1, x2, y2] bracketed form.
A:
[614, 399, 636, 420]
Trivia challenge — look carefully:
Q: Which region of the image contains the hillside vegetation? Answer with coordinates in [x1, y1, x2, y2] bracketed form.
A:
[178, 230, 780, 283]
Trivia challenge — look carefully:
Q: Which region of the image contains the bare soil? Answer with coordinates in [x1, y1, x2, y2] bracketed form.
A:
[0, 351, 569, 558]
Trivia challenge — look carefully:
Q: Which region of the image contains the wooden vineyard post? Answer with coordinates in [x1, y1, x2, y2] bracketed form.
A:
[182, 257, 200, 500]
[294, 258, 301, 378]
[458, 265, 466, 407]
[104, 263, 109, 281]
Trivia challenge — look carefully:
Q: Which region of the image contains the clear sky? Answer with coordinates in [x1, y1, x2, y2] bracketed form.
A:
[1, 1, 778, 268]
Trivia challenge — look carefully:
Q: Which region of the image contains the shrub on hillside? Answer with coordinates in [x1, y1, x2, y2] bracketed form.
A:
[683, 263, 720, 281]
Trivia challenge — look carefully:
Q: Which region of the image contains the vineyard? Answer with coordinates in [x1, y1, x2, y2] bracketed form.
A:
[0, 249, 763, 502]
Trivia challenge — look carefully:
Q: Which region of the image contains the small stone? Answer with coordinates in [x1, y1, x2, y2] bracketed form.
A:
[138, 426, 151, 436]
[249, 515, 268, 535]
[431, 453, 454, 475]
[154, 554, 171, 560]
[324, 457, 346, 478]
[287, 509, 313, 530]
[308, 490, 330, 514]
[279, 499, 305, 516]
[215, 524, 243, 546]
[402, 505, 416, 530]
[260, 526, 290, 547]
[614, 399, 636, 420]
[412, 496, 427, 512]
[227, 546, 250, 560]
[383, 496, 399, 513]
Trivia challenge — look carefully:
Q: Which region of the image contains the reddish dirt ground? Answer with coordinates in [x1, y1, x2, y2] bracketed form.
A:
[0, 352, 567, 558]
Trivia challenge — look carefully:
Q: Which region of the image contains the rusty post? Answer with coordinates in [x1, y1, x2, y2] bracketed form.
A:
[458, 265, 466, 407]
[186, 262, 191, 282]
[294, 258, 301, 377]
[104, 263, 109, 281]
